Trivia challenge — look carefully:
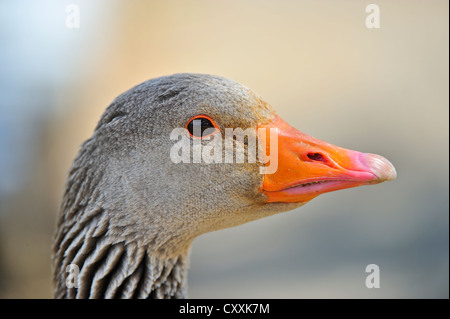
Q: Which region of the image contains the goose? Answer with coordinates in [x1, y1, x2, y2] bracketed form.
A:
[52, 73, 396, 299]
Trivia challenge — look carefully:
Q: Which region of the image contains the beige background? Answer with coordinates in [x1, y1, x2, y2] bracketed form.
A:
[0, 0, 448, 298]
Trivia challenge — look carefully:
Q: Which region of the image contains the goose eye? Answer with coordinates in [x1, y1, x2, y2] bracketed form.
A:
[186, 115, 219, 138]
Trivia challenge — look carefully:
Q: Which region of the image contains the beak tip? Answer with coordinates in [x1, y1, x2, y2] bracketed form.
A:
[364, 153, 397, 182]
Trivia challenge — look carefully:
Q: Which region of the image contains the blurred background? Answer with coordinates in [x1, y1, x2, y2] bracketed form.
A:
[0, 0, 448, 298]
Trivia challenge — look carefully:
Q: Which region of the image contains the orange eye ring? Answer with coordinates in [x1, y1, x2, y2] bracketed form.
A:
[185, 114, 220, 139]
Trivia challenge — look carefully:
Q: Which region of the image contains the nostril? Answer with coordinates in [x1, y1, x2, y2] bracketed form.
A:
[307, 152, 327, 163]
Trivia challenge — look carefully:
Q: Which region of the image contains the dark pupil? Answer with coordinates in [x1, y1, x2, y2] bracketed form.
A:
[187, 118, 215, 137]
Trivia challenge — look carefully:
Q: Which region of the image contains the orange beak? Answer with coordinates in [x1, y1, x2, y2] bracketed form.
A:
[258, 116, 396, 203]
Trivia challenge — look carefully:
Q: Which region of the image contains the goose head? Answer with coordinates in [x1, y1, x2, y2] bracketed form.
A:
[53, 73, 396, 298]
